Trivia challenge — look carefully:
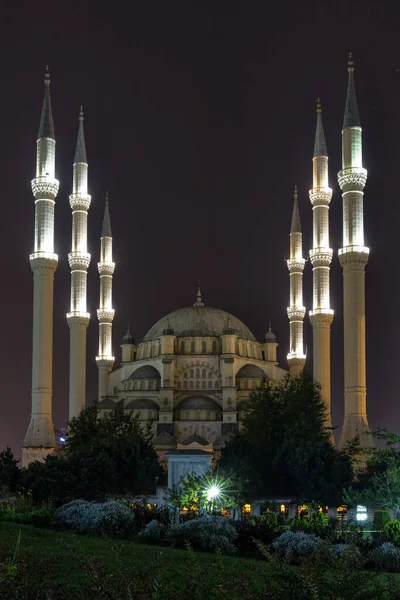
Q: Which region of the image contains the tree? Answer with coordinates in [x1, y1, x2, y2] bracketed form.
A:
[219, 371, 353, 504]
[344, 429, 400, 515]
[0, 447, 20, 492]
[21, 402, 162, 505]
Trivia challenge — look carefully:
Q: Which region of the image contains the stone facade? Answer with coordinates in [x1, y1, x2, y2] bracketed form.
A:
[98, 298, 287, 453]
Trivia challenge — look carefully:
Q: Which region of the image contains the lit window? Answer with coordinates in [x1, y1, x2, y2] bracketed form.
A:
[297, 505, 308, 518]
[242, 503, 251, 515]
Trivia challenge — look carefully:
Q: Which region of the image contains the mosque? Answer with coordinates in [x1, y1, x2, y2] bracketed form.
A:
[22, 55, 373, 467]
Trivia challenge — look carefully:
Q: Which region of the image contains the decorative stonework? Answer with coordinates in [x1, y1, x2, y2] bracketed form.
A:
[66, 313, 90, 326]
[309, 247, 333, 266]
[29, 253, 58, 270]
[338, 168, 367, 191]
[97, 309, 115, 322]
[309, 311, 334, 326]
[287, 306, 306, 320]
[31, 177, 59, 199]
[287, 259, 305, 273]
[69, 193, 91, 211]
[68, 252, 91, 269]
[309, 188, 332, 206]
[97, 262, 115, 275]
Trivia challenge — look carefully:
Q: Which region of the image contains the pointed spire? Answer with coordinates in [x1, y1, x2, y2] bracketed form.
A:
[290, 185, 301, 234]
[343, 53, 361, 128]
[74, 106, 87, 164]
[265, 323, 276, 343]
[101, 192, 112, 237]
[38, 65, 55, 140]
[194, 280, 204, 307]
[313, 97, 328, 157]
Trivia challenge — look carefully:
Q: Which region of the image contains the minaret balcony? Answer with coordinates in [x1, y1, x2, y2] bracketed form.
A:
[31, 177, 59, 200]
[29, 251, 58, 266]
[338, 167, 367, 191]
[338, 245, 369, 257]
[309, 188, 332, 206]
[69, 193, 91, 211]
[68, 252, 91, 269]
[309, 247, 333, 266]
[287, 306, 306, 320]
[287, 258, 305, 273]
[97, 261, 115, 275]
[97, 308, 115, 323]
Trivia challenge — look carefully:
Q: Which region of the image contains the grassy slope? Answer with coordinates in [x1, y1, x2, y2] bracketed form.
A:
[0, 523, 267, 595]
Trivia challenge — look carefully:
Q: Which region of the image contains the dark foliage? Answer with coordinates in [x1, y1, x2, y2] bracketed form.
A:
[219, 371, 353, 504]
[0, 448, 20, 493]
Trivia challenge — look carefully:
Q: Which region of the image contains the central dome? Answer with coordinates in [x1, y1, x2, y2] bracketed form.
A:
[143, 305, 256, 342]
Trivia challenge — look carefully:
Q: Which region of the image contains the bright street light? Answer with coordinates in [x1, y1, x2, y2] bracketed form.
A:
[207, 485, 220, 501]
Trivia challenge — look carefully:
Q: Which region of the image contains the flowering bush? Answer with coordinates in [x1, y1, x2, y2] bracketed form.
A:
[54, 500, 136, 538]
[138, 519, 167, 541]
[272, 531, 323, 564]
[368, 542, 400, 571]
[166, 515, 238, 554]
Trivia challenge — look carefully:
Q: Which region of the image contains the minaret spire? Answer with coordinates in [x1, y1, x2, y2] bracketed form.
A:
[338, 55, 372, 448]
[194, 280, 204, 307]
[23, 68, 59, 466]
[287, 185, 306, 376]
[96, 194, 115, 401]
[309, 98, 334, 433]
[67, 107, 91, 419]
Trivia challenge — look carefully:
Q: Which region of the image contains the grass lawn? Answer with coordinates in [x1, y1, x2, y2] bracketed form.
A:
[0, 522, 268, 598]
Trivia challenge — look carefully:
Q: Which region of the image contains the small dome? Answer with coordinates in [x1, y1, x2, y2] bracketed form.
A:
[181, 433, 209, 446]
[128, 366, 161, 380]
[265, 325, 276, 343]
[97, 396, 117, 409]
[122, 326, 135, 344]
[125, 398, 159, 410]
[236, 364, 266, 378]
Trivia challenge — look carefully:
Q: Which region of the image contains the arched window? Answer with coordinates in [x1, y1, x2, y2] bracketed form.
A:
[202, 341, 207, 353]
[227, 397, 232, 406]
[134, 381, 138, 390]
[202, 369, 206, 378]
[177, 381, 182, 390]
[189, 381, 193, 390]
[185, 411, 189, 420]
[180, 341, 185, 354]
[196, 381, 200, 389]
[184, 372, 187, 379]
[140, 381, 145, 390]
[206, 410, 210, 420]
[196, 410, 200, 420]
[196, 368, 200, 379]
[215, 380, 220, 389]
[235, 342, 239, 355]
[244, 381, 248, 390]
[212, 340, 217, 354]
[241, 343, 246, 356]
[252, 381, 256, 389]
[164, 398, 168, 406]
[190, 369, 194, 378]
[208, 380, 212, 389]
[202, 381, 206, 389]
[191, 341, 195, 353]
[208, 371, 212, 378]
[183, 381, 187, 390]
[148, 410, 153, 420]
[148, 381, 153, 391]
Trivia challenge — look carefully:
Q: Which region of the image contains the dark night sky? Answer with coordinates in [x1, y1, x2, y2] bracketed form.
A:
[1, 2, 399, 456]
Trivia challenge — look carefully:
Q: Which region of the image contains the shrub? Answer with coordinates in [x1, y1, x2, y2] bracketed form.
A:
[330, 543, 363, 566]
[372, 509, 391, 531]
[381, 519, 400, 545]
[138, 519, 167, 541]
[166, 515, 238, 554]
[368, 542, 400, 571]
[272, 531, 323, 564]
[234, 513, 281, 555]
[54, 500, 136, 538]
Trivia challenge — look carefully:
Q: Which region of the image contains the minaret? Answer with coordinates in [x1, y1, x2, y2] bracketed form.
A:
[66, 107, 91, 419]
[287, 185, 306, 376]
[96, 195, 115, 401]
[22, 67, 59, 466]
[338, 55, 373, 448]
[309, 98, 334, 430]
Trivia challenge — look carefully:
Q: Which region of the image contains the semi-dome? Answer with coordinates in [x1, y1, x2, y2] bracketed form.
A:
[143, 305, 256, 342]
[125, 398, 159, 410]
[181, 433, 209, 446]
[178, 396, 221, 410]
[128, 366, 160, 380]
[236, 364, 266, 378]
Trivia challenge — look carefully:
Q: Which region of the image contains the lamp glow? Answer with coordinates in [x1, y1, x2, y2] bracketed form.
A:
[207, 485, 220, 501]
